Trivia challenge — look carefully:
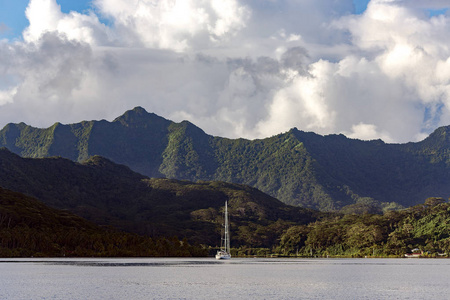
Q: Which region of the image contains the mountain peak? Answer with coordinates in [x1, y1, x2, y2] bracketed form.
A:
[113, 107, 170, 128]
[132, 106, 147, 113]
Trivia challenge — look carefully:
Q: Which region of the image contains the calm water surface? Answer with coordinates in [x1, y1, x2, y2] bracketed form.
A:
[1, 257, 450, 299]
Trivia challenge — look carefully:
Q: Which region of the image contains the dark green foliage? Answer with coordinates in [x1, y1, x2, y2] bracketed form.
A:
[0, 187, 206, 257]
[1, 107, 449, 211]
[1, 146, 449, 256]
[0, 149, 317, 248]
[276, 197, 450, 257]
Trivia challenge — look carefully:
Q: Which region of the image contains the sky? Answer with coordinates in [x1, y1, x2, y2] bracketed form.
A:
[0, 0, 450, 143]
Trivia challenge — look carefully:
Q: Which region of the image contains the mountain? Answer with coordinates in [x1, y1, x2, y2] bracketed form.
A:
[0, 148, 316, 247]
[0, 107, 172, 177]
[1, 107, 449, 211]
[0, 187, 206, 257]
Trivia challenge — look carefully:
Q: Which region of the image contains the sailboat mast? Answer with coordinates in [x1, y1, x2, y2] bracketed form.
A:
[225, 201, 230, 253]
[216, 200, 231, 259]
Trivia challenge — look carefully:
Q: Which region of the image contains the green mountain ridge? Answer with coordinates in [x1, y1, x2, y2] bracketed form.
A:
[1, 107, 449, 210]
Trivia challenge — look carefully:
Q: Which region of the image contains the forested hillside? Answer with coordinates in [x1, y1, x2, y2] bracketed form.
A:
[0, 148, 449, 257]
[0, 187, 206, 257]
[1, 107, 449, 210]
[276, 197, 450, 257]
[0, 149, 317, 247]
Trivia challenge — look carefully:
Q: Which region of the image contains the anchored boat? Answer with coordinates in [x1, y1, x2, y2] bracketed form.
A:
[216, 201, 231, 260]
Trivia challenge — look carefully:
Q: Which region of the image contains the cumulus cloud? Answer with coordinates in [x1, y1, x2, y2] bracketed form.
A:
[1, 0, 450, 143]
[0, 87, 16, 106]
[332, 0, 450, 137]
[0, 31, 94, 123]
[346, 123, 393, 142]
[24, 0, 112, 45]
[92, 0, 251, 51]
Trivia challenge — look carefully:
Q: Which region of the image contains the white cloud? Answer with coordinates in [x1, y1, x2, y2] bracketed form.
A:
[1, 0, 450, 143]
[345, 123, 393, 142]
[256, 60, 336, 137]
[0, 86, 17, 106]
[24, 0, 112, 45]
[93, 0, 250, 51]
[327, 0, 450, 140]
[23, 0, 63, 42]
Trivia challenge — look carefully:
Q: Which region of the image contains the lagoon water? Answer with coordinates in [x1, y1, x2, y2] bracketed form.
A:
[1, 258, 450, 299]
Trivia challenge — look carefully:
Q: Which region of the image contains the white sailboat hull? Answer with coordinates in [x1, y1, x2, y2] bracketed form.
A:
[215, 251, 231, 260]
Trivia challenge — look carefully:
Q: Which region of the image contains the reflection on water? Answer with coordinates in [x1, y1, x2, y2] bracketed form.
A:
[65, 257, 450, 267]
[2, 257, 449, 267]
[1, 258, 450, 299]
[1, 258, 225, 267]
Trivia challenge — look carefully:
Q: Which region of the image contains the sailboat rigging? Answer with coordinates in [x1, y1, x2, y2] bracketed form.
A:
[216, 201, 231, 260]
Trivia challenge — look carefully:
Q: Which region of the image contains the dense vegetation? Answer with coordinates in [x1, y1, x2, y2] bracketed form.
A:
[0, 148, 449, 257]
[276, 197, 450, 257]
[0, 187, 206, 257]
[1, 107, 449, 211]
[0, 148, 318, 248]
[1, 107, 449, 257]
[2, 174, 449, 258]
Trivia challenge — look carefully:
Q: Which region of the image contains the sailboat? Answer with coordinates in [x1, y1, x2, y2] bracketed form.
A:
[216, 201, 231, 260]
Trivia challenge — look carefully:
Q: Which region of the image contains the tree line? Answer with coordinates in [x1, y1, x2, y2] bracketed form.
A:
[0, 187, 206, 257]
[274, 197, 450, 257]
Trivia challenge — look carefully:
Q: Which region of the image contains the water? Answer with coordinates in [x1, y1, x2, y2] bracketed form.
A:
[1, 257, 450, 299]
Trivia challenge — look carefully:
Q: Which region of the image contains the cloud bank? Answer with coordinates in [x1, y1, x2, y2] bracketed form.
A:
[1, 0, 450, 143]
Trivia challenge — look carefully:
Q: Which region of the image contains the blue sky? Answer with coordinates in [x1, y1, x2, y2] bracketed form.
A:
[1, 0, 450, 143]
